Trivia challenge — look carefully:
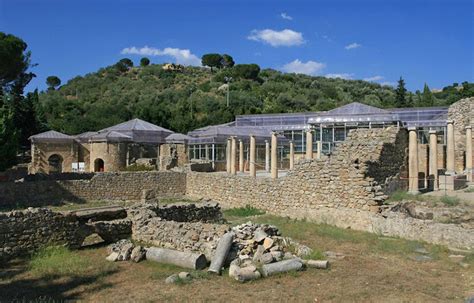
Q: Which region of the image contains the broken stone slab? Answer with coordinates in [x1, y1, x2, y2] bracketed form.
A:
[323, 251, 345, 260]
[304, 260, 329, 269]
[229, 259, 241, 278]
[253, 245, 265, 262]
[254, 229, 268, 242]
[165, 274, 179, 284]
[259, 253, 274, 264]
[261, 259, 303, 277]
[130, 246, 146, 263]
[117, 243, 134, 261]
[106, 252, 119, 262]
[72, 206, 127, 222]
[146, 247, 208, 270]
[235, 267, 262, 282]
[448, 254, 465, 263]
[208, 232, 234, 275]
[178, 272, 191, 280]
[270, 251, 284, 262]
[263, 237, 274, 250]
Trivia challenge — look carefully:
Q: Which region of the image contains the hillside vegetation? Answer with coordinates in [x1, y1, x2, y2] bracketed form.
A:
[39, 62, 474, 135]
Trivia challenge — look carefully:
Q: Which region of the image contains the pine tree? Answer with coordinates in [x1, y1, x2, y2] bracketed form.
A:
[421, 83, 434, 107]
[0, 102, 19, 171]
[395, 76, 408, 107]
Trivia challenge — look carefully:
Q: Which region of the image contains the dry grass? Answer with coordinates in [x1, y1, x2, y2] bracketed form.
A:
[1, 214, 473, 302]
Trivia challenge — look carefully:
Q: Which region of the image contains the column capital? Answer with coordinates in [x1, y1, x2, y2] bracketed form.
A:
[429, 129, 437, 134]
[407, 126, 417, 131]
[466, 126, 472, 130]
[446, 119, 454, 125]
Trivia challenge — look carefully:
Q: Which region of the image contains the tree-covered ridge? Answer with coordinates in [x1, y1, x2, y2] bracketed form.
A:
[39, 61, 474, 135]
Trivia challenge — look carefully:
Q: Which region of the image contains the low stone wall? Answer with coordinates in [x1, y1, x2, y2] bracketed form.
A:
[187, 127, 407, 214]
[0, 171, 186, 209]
[155, 202, 223, 223]
[0, 208, 85, 261]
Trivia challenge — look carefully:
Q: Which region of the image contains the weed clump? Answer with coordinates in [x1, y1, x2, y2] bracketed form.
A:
[224, 205, 266, 217]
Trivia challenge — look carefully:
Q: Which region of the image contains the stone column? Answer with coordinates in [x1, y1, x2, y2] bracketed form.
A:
[466, 126, 473, 181]
[305, 129, 313, 160]
[316, 141, 321, 160]
[271, 132, 278, 179]
[289, 141, 294, 170]
[205, 144, 209, 160]
[231, 137, 237, 175]
[226, 138, 231, 173]
[250, 135, 256, 177]
[429, 129, 439, 191]
[239, 140, 244, 172]
[446, 120, 455, 175]
[408, 127, 419, 194]
[265, 140, 270, 172]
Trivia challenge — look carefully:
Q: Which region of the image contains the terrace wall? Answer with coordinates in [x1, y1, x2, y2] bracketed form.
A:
[0, 171, 186, 209]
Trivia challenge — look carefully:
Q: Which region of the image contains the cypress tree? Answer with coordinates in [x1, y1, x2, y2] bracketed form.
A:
[395, 76, 408, 107]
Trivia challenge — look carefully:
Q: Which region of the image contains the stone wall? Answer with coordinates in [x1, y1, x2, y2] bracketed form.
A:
[187, 127, 407, 214]
[0, 171, 186, 209]
[0, 208, 85, 261]
[448, 97, 474, 173]
[128, 202, 229, 258]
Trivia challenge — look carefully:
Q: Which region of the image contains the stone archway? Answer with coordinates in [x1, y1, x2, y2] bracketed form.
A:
[94, 158, 105, 172]
[48, 154, 63, 173]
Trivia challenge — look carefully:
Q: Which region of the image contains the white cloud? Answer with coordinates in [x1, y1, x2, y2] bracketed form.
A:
[248, 29, 305, 47]
[381, 81, 396, 87]
[345, 42, 361, 50]
[363, 75, 384, 82]
[325, 73, 354, 80]
[280, 12, 293, 20]
[121, 46, 201, 66]
[282, 59, 326, 75]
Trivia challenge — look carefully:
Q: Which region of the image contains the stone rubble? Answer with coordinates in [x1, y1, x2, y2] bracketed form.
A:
[106, 239, 146, 263]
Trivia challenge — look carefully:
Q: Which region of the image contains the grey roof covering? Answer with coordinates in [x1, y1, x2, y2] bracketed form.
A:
[187, 123, 280, 144]
[309, 102, 398, 124]
[29, 130, 74, 142]
[390, 106, 448, 127]
[165, 133, 191, 144]
[74, 131, 98, 143]
[235, 112, 318, 130]
[98, 118, 174, 144]
[89, 131, 133, 142]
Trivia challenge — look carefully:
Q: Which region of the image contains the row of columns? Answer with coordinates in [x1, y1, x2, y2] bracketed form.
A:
[226, 129, 323, 179]
[407, 122, 473, 194]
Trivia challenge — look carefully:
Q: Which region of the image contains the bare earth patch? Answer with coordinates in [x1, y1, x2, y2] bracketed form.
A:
[1, 214, 473, 302]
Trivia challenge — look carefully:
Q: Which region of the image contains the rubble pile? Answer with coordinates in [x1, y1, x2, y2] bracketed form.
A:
[106, 239, 146, 263]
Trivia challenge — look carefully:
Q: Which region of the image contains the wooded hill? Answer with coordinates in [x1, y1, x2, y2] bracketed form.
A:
[39, 62, 474, 135]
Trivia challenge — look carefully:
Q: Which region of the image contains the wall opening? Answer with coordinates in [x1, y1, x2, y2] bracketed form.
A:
[94, 158, 105, 172]
[48, 154, 63, 173]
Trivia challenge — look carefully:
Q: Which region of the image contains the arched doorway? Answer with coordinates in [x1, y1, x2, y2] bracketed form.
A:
[94, 158, 105, 172]
[48, 154, 63, 173]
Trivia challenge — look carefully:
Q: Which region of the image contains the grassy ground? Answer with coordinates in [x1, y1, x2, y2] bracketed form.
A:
[1, 209, 473, 302]
[386, 189, 472, 207]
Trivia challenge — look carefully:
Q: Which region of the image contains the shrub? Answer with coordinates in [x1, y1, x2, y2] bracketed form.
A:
[224, 205, 265, 217]
[440, 195, 460, 206]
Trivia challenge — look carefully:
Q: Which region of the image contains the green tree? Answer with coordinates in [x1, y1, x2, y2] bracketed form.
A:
[421, 83, 434, 107]
[222, 54, 235, 68]
[0, 102, 18, 170]
[46, 75, 61, 90]
[201, 53, 223, 71]
[115, 58, 133, 72]
[233, 64, 260, 80]
[395, 76, 408, 107]
[140, 57, 150, 67]
[0, 32, 33, 96]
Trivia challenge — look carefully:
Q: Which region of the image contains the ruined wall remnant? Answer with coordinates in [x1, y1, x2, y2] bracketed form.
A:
[0, 208, 86, 261]
[0, 171, 186, 209]
[448, 97, 474, 173]
[187, 127, 407, 214]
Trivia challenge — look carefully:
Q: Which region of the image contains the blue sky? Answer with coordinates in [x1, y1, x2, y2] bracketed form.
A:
[1, 0, 473, 92]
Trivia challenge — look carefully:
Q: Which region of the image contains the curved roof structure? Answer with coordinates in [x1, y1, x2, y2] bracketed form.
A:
[88, 131, 133, 143]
